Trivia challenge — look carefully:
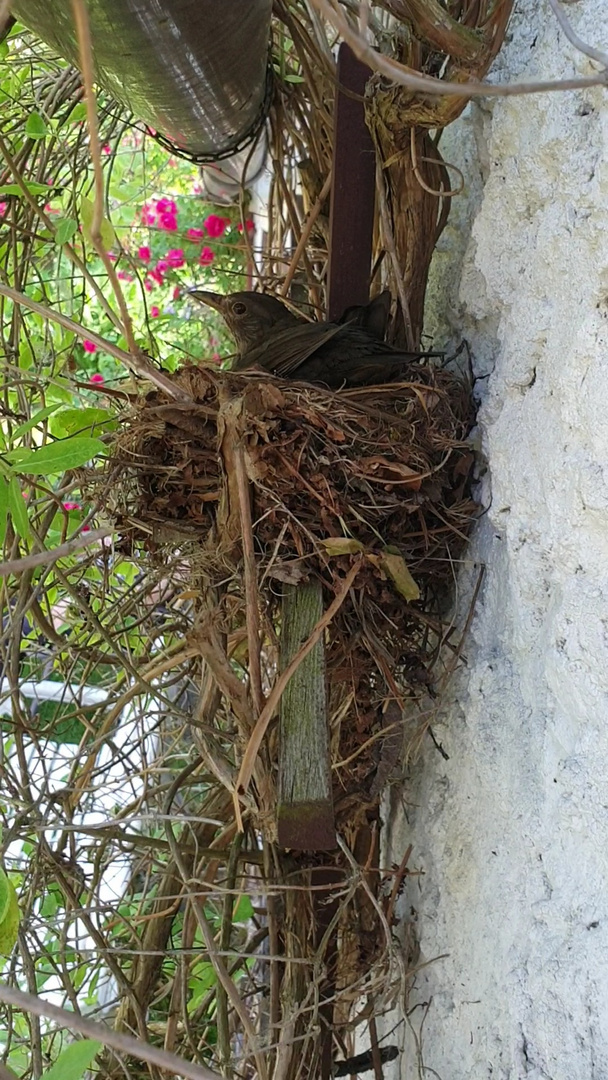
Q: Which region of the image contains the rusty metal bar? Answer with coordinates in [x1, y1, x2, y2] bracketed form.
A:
[327, 43, 375, 321]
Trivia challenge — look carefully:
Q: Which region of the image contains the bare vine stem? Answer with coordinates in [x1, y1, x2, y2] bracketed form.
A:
[0, 983, 224, 1080]
[309, 0, 608, 98]
[546, 0, 608, 68]
[0, 528, 112, 578]
[0, 282, 191, 400]
[71, 0, 141, 358]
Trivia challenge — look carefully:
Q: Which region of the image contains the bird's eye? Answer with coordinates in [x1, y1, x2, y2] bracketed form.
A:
[232, 302, 247, 316]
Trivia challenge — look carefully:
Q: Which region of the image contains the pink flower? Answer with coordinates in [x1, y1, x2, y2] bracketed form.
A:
[187, 227, 205, 241]
[138, 245, 151, 262]
[237, 219, 255, 233]
[203, 214, 228, 238]
[199, 246, 214, 265]
[82, 525, 90, 533]
[148, 267, 164, 285]
[0, 202, 6, 217]
[140, 204, 156, 226]
[151, 305, 160, 317]
[83, 340, 97, 354]
[102, 144, 112, 155]
[172, 285, 181, 300]
[156, 198, 177, 215]
[212, 352, 220, 361]
[156, 258, 169, 273]
[44, 203, 60, 214]
[117, 270, 133, 281]
[63, 501, 81, 511]
[159, 212, 178, 231]
[144, 279, 154, 292]
[89, 373, 105, 384]
[107, 252, 117, 261]
[166, 248, 184, 268]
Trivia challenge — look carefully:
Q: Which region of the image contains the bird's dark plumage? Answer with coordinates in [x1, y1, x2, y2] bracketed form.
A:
[191, 288, 427, 388]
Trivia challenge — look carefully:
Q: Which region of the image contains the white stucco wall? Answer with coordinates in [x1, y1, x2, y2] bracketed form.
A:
[387, 3, 608, 1077]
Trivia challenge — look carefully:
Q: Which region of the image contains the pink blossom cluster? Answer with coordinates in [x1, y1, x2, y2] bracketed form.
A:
[140, 197, 180, 232]
[134, 197, 254, 299]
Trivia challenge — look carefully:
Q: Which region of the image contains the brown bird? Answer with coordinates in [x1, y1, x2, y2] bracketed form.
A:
[338, 289, 391, 340]
[191, 289, 429, 389]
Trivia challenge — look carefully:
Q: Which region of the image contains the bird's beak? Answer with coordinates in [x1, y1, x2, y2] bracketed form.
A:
[189, 289, 224, 313]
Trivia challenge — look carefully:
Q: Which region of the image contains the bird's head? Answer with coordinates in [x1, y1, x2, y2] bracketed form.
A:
[190, 289, 298, 354]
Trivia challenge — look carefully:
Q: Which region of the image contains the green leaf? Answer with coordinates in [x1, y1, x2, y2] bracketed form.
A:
[69, 102, 87, 123]
[80, 195, 115, 249]
[0, 181, 50, 197]
[18, 342, 33, 370]
[51, 407, 116, 438]
[7, 437, 105, 476]
[187, 963, 217, 1013]
[0, 865, 11, 923]
[0, 478, 8, 547]
[233, 894, 254, 922]
[0, 869, 20, 954]
[11, 404, 61, 440]
[54, 217, 78, 246]
[30, 699, 88, 745]
[40, 1040, 101, 1080]
[46, 378, 73, 405]
[8, 477, 30, 538]
[24, 111, 48, 139]
[320, 537, 364, 556]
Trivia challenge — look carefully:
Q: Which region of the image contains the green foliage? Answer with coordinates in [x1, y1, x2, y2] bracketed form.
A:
[0, 868, 20, 954]
[40, 1040, 101, 1080]
[24, 110, 48, 139]
[5, 436, 106, 475]
[51, 407, 117, 437]
[0, 476, 8, 545]
[7, 478, 31, 538]
[54, 216, 78, 245]
[0, 27, 257, 1080]
[0, 180, 49, 196]
[80, 194, 116, 249]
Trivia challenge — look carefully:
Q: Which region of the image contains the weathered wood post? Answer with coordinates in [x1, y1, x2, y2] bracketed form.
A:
[276, 43, 376, 854]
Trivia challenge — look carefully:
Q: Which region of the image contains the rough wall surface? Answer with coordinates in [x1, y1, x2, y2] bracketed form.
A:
[388, 2, 608, 1077]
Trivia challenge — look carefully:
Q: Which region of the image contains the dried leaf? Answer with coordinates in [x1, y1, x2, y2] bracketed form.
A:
[267, 561, 306, 585]
[377, 550, 420, 601]
[356, 456, 423, 489]
[320, 537, 364, 556]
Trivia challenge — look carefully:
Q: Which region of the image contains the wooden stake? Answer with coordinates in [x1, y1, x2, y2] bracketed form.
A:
[277, 580, 335, 850]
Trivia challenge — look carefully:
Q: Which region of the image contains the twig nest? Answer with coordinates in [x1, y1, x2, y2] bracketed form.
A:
[109, 362, 475, 587]
[98, 362, 476, 800]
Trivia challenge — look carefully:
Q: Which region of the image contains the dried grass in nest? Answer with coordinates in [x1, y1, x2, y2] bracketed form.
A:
[95, 361, 475, 824]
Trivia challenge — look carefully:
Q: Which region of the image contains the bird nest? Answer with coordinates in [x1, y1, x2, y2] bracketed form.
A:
[96, 360, 476, 836]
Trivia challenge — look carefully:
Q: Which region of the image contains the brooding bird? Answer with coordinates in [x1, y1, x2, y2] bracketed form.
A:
[191, 288, 429, 389]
